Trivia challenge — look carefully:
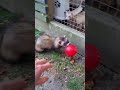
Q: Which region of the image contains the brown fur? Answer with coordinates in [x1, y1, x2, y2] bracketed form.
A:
[0, 21, 34, 63]
[35, 34, 69, 52]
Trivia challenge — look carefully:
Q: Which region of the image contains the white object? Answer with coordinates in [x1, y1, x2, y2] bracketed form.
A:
[75, 11, 85, 24]
[66, 0, 85, 20]
[66, 5, 83, 20]
[54, 0, 70, 20]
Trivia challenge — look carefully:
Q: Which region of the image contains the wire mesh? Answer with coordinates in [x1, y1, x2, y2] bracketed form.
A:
[86, 0, 120, 18]
[53, 0, 85, 33]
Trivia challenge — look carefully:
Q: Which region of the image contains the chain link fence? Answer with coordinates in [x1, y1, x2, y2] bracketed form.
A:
[86, 0, 120, 18]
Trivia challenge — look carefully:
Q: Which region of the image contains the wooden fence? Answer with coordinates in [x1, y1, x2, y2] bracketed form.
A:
[35, 0, 54, 22]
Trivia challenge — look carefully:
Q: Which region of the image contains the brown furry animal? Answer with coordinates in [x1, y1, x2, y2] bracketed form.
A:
[0, 21, 34, 63]
[35, 33, 69, 52]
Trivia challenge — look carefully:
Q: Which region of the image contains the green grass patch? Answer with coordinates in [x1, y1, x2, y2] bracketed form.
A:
[67, 77, 83, 90]
[0, 7, 16, 22]
[0, 7, 17, 29]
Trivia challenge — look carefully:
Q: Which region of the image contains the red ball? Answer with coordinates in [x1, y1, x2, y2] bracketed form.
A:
[65, 43, 77, 56]
[86, 44, 100, 72]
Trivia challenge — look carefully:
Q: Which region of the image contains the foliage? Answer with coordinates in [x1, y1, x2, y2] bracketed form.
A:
[0, 7, 16, 23]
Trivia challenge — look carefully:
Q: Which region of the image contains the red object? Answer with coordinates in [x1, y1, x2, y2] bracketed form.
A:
[65, 43, 77, 57]
[86, 44, 100, 72]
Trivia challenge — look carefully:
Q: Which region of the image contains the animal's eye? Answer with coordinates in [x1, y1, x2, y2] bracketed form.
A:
[59, 41, 61, 44]
[66, 40, 69, 43]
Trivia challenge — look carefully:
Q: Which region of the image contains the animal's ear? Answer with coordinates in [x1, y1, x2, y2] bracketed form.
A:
[58, 41, 61, 44]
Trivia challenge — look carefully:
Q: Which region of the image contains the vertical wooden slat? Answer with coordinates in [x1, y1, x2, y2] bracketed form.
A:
[35, 0, 53, 22]
[47, 0, 54, 20]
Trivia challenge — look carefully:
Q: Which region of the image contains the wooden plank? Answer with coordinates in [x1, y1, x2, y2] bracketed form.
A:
[35, 11, 49, 22]
[35, 0, 47, 4]
[35, 2, 48, 14]
[47, 0, 54, 19]
[35, 0, 54, 22]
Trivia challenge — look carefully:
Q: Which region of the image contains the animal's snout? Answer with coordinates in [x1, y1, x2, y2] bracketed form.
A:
[64, 41, 69, 46]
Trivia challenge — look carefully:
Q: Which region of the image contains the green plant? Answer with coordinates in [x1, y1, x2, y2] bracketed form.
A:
[67, 77, 83, 90]
[0, 8, 16, 22]
[35, 29, 43, 37]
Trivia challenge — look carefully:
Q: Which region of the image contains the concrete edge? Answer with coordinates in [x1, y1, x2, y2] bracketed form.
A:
[50, 21, 85, 39]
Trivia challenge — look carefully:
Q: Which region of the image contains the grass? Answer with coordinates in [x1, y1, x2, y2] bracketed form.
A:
[0, 7, 18, 31]
[35, 29, 43, 37]
[35, 29, 85, 90]
[0, 7, 16, 24]
[67, 77, 83, 90]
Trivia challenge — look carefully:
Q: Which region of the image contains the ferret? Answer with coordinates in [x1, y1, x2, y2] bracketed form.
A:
[35, 33, 69, 52]
[0, 20, 34, 63]
[66, 0, 85, 20]
[74, 11, 85, 24]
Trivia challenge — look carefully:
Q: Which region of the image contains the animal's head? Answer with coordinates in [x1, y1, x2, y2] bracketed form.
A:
[54, 35, 69, 48]
[65, 10, 73, 20]
[81, 0, 85, 8]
